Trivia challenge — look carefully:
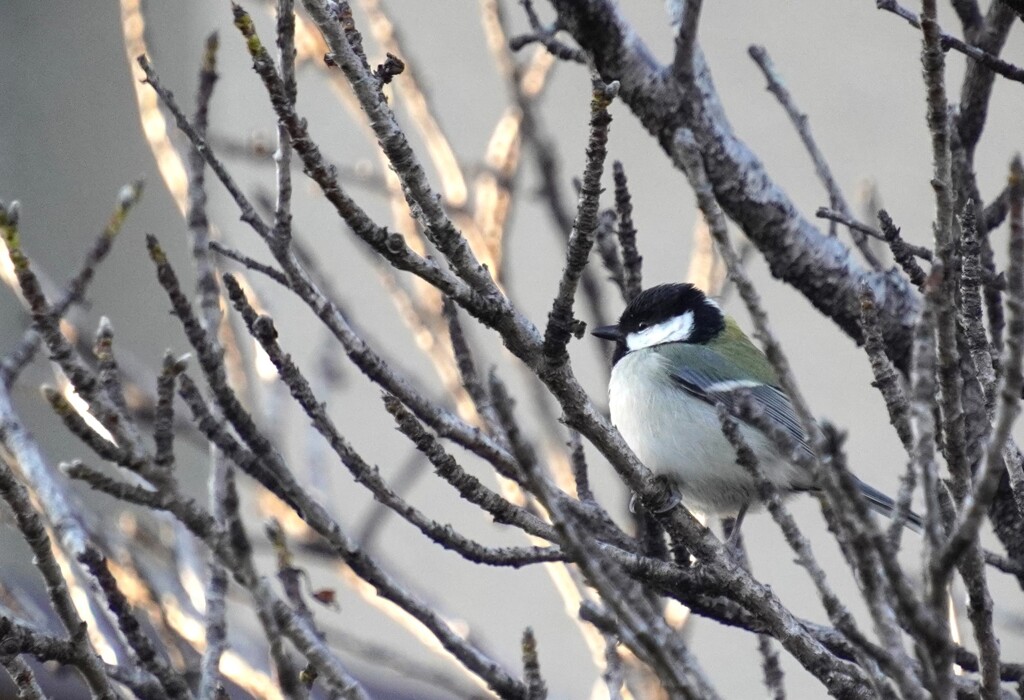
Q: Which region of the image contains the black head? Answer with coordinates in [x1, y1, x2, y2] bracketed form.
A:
[592, 283, 724, 363]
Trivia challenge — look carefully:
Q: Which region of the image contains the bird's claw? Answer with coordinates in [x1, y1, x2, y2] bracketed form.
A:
[628, 476, 681, 515]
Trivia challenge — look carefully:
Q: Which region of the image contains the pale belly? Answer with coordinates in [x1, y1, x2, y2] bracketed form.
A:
[608, 351, 807, 515]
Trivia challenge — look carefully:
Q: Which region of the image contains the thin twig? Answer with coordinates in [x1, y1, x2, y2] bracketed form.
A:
[208, 240, 291, 286]
[749, 47, 881, 268]
[508, 0, 586, 63]
[816, 206, 934, 261]
[612, 161, 642, 303]
[274, 0, 296, 245]
[1, 181, 144, 387]
[542, 79, 617, 364]
[877, 0, 1024, 83]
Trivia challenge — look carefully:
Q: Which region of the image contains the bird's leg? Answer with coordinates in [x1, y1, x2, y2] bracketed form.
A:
[724, 502, 750, 551]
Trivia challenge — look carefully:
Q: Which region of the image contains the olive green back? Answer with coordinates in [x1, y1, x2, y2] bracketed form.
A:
[651, 316, 779, 386]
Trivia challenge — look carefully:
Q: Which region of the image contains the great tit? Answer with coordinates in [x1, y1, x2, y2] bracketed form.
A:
[592, 282, 919, 535]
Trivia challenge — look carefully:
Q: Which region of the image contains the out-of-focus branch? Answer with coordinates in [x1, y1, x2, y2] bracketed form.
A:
[77, 548, 191, 699]
[180, 31, 239, 700]
[749, 46, 881, 269]
[0, 616, 116, 698]
[954, 2, 1015, 165]
[0, 654, 44, 699]
[120, 0, 189, 210]
[0, 456, 117, 699]
[876, 0, 1024, 84]
[358, 0, 468, 210]
[508, 0, 586, 64]
[1, 181, 143, 387]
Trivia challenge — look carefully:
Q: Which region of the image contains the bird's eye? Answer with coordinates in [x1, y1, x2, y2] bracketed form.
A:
[636, 322, 649, 331]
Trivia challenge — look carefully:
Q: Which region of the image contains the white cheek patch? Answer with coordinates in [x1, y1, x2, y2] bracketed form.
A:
[625, 311, 694, 351]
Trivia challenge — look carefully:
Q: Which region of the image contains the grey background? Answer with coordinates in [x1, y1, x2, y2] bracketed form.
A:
[1, 1, 1023, 698]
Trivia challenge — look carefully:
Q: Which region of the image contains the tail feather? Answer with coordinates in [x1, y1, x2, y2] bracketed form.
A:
[855, 478, 923, 533]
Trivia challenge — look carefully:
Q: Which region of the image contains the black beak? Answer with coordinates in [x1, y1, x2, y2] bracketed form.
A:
[591, 324, 622, 342]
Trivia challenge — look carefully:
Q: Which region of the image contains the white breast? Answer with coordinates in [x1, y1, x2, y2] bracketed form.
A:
[608, 350, 803, 516]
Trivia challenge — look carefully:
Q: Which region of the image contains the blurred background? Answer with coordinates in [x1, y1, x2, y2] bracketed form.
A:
[0, 1, 1022, 697]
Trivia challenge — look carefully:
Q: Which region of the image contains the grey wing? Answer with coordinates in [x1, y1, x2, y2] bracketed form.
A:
[670, 367, 814, 459]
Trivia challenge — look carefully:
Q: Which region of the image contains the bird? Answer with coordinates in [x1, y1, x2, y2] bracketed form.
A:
[591, 282, 919, 540]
